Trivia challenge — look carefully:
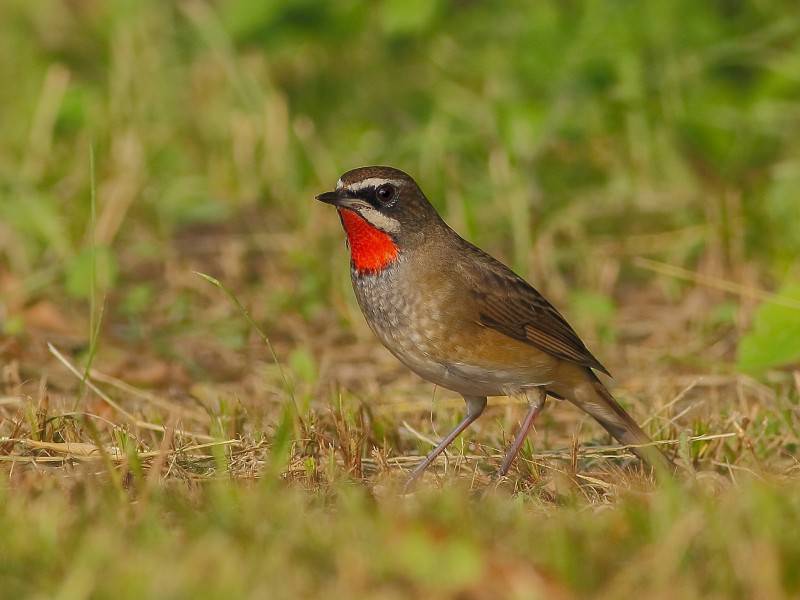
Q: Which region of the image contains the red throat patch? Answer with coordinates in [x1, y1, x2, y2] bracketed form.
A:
[338, 209, 399, 273]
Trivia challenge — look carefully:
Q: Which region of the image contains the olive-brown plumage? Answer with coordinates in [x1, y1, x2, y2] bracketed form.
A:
[317, 166, 669, 486]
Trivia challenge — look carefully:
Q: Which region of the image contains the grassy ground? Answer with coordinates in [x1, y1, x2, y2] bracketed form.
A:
[2, 1, 800, 598]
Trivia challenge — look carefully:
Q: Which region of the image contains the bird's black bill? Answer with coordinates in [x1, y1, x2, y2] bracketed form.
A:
[316, 190, 346, 206]
[315, 190, 367, 211]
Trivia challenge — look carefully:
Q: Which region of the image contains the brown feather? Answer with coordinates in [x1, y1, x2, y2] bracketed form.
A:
[453, 238, 611, 376]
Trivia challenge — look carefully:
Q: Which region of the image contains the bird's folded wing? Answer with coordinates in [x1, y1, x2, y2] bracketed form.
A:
[471, 271, 610, 376]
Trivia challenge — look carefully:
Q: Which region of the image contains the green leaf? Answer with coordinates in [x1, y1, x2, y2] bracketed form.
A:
[0, 194, 72, 259]
[288, 347, 316, 384]
[65, 246, 118, 299]
[737, 282, 800, 374]
[764, 170, 800, 259]
[221, 0, 282, 41]
[121, 284, 153, 316]
[266, 404, 294, 479]
[380, 0, 440, 35]
[2, 315, 25, 336]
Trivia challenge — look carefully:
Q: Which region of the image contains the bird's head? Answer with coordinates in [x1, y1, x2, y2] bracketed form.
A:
[316, 166, 440, 273]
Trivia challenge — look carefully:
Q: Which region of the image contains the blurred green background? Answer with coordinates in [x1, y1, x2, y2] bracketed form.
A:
[2, 4, 800, 598]
[1, 0, 799, 369]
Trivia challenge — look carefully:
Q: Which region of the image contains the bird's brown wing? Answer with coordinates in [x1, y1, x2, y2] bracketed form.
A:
[457, 242, 610, 376]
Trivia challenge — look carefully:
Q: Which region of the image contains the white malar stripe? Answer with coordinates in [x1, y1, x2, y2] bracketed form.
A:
[343, 177, 403, 193]
[357, 207, 400, 233]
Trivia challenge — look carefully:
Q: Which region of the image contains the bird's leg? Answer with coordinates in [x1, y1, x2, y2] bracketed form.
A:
[497, 388, 547, 477]
[404, 395, 486, 491]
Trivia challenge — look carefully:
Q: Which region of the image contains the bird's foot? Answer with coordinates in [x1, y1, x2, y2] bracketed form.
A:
[401, 465, 426, 495]
[401, 476, 416, 495]
[492, 468, 509, 482]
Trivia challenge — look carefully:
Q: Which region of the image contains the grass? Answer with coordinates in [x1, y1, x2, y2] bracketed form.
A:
[1, 1, 800, 598]
[3, 476, 800, 599]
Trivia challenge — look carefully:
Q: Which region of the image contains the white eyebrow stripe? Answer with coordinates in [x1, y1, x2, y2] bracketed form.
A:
[336, 178, 344, 190]
[357, 207, 401, 233]
[343, 177, 403, 193]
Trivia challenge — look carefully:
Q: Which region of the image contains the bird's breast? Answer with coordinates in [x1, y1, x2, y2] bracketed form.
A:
[351, 261, 447, 361]
[350, 260, 556, 396]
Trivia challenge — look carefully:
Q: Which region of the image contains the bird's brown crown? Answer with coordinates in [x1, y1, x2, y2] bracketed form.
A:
[336, 165, 414, 190]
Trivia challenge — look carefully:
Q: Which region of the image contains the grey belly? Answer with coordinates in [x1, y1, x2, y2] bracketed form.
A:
[351, 267, 547, 397]
[386, 347, 547, 397]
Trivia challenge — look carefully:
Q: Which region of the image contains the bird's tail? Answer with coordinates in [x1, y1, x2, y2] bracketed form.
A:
[565, 372, 673, 474]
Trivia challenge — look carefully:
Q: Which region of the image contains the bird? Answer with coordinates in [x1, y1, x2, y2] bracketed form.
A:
[316, 166, 670, 487]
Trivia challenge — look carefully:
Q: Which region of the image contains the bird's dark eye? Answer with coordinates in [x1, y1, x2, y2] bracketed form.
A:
[375, 183, 396, 204]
